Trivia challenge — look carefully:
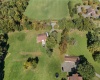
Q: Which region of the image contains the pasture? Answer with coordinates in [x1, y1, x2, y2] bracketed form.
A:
[24, 0, 82, 20]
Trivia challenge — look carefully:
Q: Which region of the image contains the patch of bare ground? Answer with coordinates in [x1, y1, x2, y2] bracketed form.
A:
[20, 52, 41, 56]
[13, 58, 26, 62]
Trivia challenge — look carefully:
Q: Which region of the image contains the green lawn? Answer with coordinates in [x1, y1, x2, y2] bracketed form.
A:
[68, 31, 100, 74]
[24, 0, 82, 20]
[4, 30, 66, 80]
[92, 77, 100, 80]
[4, 30, 100, 80]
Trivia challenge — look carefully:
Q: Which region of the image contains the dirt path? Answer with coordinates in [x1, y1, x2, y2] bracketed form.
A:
[95, 73, 100, 78]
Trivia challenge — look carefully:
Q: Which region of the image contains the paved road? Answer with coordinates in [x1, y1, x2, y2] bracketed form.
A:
[95, 73, 100, 78]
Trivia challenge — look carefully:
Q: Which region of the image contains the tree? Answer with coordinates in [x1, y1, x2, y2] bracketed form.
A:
[59, 39, 67, 54]
[46, 48, 53, 57]
[50, 30, 58, 42]
[93, 51, 100, 63]
[61, 78, 66, 80]
[72, 8, 77, 14]
[0, 33, 9, 80]
[46, 31, 58, 56]
[46, 36, 57, 49]
[78, 62, 95, 80]
[68, 1, 74, 17]
[0, 0, 32, 32]
[24, 57, 39, 69]
[59, 28, 68, 54]
[87, 28, 100, 53]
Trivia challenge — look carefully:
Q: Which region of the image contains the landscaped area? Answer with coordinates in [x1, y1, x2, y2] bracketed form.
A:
[4, 30, 66, 80]
[24, 0, 82, 20]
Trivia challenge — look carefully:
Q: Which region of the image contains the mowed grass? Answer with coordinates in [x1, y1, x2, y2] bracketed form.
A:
[24, 0, 82, 20]
[68, 30, 100, 74]
[4, 30, 66, 80]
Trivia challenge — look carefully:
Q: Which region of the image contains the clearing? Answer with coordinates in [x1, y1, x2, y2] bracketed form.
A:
[24, 0, 82, 20]
[4, 30, 66, 80]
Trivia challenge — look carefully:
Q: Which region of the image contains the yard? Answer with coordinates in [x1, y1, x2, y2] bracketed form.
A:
[24, 0, 82, 20]
[68, 30, 100, 75]
[4, 30, 66, 80]
[4, 29, 100, 80]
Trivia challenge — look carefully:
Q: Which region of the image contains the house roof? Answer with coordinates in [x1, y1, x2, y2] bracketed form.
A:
[87, 7, 96, 15]
[61, 62, 76, 72]
[68, 73, 83, 80]
[37, 33, 47, 43]
[64, 56, 80, 62]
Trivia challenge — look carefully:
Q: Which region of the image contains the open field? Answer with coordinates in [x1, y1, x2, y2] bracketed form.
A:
[68, 30, 100, 75]
[24, 0, 82, 20]
[4, 30, 66, 80]
[93, 77, 100, 80]
[4, 29, 100, 80]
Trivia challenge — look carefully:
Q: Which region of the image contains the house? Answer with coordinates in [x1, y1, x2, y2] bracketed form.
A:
[86, 7, 96, 16]
[61, 56, 80, 72]
[68, 73, 83, 80]
[77, 5, 100, 18]
[37, 32, 48, 46]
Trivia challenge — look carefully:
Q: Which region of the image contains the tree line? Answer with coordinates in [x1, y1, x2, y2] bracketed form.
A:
[87, 28, 100, 63]
[58, 17, 95, 31]
[0, 33, 9, 80]
[0, 0, 32, 32]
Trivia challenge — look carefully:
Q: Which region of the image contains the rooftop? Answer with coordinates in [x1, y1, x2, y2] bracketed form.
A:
[64, 56, 80, 62]
[37, 33, 47, 43]
[61, 62, 76, 72]
[68, 73, 83, 80]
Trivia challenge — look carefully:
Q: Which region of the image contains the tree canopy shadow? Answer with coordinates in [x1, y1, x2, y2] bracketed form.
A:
[0, 33, 9, 80]
[79, 55, 88, 64]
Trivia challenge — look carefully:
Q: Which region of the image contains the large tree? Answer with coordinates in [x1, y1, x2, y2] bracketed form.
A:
[46, 31, 58, 56]
[93, 51, 100, 63]
[0, 0, 31, 32]
[87, 28, 100, 53]
[58, 17, 95, 31]
[78, 62, 95, 80]
[46, 36, 57, 49]
[0, 33, 9, 80]
[59, 28, 68, 54]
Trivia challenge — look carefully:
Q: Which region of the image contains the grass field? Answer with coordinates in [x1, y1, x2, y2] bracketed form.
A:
[4, 30, 66, 80]
[68, 30, 100, 75]
[4, 30, 100, 80]
[24, 0, 82, 20]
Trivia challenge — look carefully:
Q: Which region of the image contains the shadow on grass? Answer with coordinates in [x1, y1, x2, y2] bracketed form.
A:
[0, 33, 9, 80]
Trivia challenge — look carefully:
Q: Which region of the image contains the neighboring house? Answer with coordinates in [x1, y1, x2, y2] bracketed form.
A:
[77, 5, 100, 18]
[86, 7, 96, 16]
[61, 56, 80, 72]
[68, 73, 83, 80]
[61, 56, 83, 80]
[37, 32, 48, 46]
